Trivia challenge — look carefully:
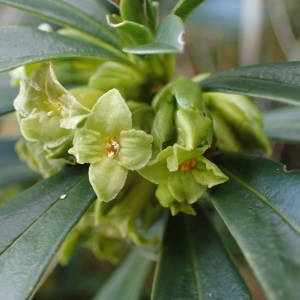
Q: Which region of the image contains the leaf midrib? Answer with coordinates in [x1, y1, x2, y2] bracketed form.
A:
[223, 168, 300, 235]
[184, 217, 203, 300]
[202, 75, 300, 89]
[0, 175, 87, 256]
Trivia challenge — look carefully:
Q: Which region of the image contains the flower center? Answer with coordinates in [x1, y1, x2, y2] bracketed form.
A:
[105, 136, 120, 158]
[179, 158, 197, 172]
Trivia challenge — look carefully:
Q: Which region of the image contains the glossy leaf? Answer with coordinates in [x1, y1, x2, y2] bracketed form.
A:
[124, 15, 185, 54]
[0, 139, 38, 189]
[0, 27, 126, 73]
[151, 212, 251, 300]
[0, 166, 95, 299]
[200, 62, 300, 106]
[264, 106, 300, 142]
[173, 0, 205, 20]
[210, 152, 300, 300]
[0, 0, 120, 47]
[93, 250, 152, 300]
[0, 86, 17, 115]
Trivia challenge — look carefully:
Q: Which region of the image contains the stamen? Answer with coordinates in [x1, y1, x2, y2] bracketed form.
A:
[105, 136, 120, 158]
[179, 158, 197, 172]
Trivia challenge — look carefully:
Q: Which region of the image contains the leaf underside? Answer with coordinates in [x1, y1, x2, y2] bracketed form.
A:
[264, 106, 300, 142]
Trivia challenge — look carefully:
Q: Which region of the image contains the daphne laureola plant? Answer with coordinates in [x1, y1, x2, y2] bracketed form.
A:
[1, 0, 300, 299]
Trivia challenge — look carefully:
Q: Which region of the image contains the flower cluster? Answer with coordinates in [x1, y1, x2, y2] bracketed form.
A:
[13, 3, 270, 261]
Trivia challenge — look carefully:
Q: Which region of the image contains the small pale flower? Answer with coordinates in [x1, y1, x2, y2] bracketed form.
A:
[138, 144, 228, 215]
[69, 89, 153, 202]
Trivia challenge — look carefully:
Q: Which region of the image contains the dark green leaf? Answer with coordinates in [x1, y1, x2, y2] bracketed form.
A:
[0, 86, 17, 115]
[151, 212, 251, 300]
[200, 62, 300, 106]
[173, 0, 205, 20]
[0, 139, 38, 189]
[93, 250, 152, 300]
[0, 166, 95, 299]
[124, 15, 185, 54]
[210, 152, 300, 300]
[264, 107, 300, 142]
[0, 0, 120, 47]
[0, 27, 126, 73]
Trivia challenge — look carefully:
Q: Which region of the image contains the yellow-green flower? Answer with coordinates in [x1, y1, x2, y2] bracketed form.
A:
[139, 144, 228, 215]
[69, 89, 153, 202]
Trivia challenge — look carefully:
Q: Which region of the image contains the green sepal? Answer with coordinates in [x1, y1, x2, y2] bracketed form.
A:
[119, 129, 153, 170]
[89, 158, 128, 202]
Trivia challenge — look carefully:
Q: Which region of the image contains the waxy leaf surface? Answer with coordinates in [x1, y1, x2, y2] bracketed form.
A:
[200, 62, 300, 106]
[151, 212, 251, 300]
[210, 152, 300, 300]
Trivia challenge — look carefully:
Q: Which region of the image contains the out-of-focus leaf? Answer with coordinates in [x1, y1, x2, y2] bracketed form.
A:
[151, 212, 251, 300]
[0, 27, 126, 73]
[61, 0, 114, 21]
[0, 86, 17, 115]
[0, 0, 120, 47]
[0, 166, 95, 299]
[124, 15, 185, 54]
[120, 0, 144, 24]
[210, 152, 300, 300]
[0, 139, 38, 189]
[264, 106, 300, 142]
[173, 0, 205, 20]
[93, 250, 152, 300]
[200, 62, 300, 106]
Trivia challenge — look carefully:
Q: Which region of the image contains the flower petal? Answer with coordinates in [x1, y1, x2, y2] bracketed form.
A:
[86, 89, 132, 136]
[89, 158, 128, 202]
[138, 146, 173, 184]
[192, 157, 228, 188]
[69, 127, 105, 164]
[118, 129, 153, 170]
[168, 171, 206, 204]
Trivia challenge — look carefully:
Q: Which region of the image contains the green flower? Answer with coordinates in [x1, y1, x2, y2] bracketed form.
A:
[16, 139, 65, 177]
[69, 89, 153, 202]
[14, 63, 90, 158]
[139, 144, 228, 215]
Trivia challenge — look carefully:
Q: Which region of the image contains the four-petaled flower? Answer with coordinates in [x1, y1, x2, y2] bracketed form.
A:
[69, 89, 153, 202]
[139, 144, 228, 215]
